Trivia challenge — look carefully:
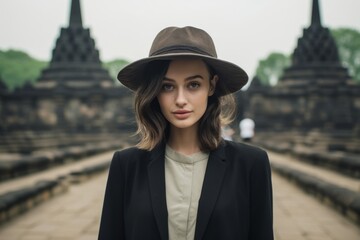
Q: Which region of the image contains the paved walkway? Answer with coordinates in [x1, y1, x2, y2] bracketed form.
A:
[273, 172, 360, 240]
[0, 151, 116, 195]
[0, 168, 359, 240]
[0, 144, 359, 240]
[268, 150, 360, 192]
[0, 173, 106, 240]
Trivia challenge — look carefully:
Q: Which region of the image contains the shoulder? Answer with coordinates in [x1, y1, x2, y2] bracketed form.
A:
[222, 140, 269, 168]
[223, 140, 267, 158]
[110, 147, 149, 167]
[113, 146, 148, 159]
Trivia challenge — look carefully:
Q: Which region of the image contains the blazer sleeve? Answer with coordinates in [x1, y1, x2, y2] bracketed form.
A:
[98, 151, 125, 240]
[249, 150, 274, 240]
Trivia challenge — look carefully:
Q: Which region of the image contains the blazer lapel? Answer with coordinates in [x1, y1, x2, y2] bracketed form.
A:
[147, 143, 168, 240]
[195, 143, 227, 240]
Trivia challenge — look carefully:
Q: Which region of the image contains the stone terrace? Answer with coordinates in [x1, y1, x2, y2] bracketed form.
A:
[0, 131, 136, 224]
[0, 148, 360, 240]
[252, 132, 360, 226]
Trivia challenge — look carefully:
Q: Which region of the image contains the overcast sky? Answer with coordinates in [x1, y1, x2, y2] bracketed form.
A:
[1, 0, 359, 80]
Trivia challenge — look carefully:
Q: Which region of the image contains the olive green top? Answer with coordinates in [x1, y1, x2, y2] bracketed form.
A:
[165, 145, 209, 240]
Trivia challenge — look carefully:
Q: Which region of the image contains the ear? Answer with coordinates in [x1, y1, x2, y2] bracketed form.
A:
[209, 75, 218, 96]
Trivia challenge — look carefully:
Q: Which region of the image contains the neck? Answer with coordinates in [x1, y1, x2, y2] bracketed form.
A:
[167, 125, 201, 155]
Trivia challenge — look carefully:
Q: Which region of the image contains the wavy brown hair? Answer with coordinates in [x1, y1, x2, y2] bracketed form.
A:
[134, 59, 236, 151]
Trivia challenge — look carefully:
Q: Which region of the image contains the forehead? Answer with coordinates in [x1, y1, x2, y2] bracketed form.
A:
[165, 58, 210, 76]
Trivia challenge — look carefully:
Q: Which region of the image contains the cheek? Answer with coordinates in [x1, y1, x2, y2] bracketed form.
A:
[194, 92, 209, 112]
[157, 95, 172, 119]
[157, 95, 167, 110]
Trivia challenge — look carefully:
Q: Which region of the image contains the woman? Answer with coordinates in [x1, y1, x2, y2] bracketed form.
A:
[98, 26, 273, 240]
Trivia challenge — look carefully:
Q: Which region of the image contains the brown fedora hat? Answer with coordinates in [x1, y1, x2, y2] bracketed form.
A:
[117, 26, 248, 95]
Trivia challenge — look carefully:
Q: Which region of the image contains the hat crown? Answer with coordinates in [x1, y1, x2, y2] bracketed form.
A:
[118, 26, 248, 95]
[149, 26, 218, 58]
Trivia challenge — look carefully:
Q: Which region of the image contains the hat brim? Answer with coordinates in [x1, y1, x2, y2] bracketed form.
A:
[117, 53, 248, 96]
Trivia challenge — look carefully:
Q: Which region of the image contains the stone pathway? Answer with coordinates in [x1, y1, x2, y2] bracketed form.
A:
[273, 172, 360, 240]
[1, 169, 360, 240]
[0, 151, 115, 195]
[268, 150, 360, 192]
[0, 173, 106, 240]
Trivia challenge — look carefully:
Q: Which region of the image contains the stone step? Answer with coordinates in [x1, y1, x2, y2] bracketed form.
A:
[267, 150, 360, 226]
[253, 131, 360, 154]
[0, 178, 67, 225]
[257, 139, 360, 179]
[0, 132, 129, 153]
[0, 147, 127, 225]
[0, 141, 121, 182]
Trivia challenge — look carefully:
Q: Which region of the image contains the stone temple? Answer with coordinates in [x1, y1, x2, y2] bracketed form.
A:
[1, 0, 359, 229]
[0, 0, 134, 134]
[245, 0, 360, 153]
[0, 0, 359, 154]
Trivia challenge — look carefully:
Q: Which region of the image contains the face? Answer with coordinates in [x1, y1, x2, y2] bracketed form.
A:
[157, 58, 217, 131]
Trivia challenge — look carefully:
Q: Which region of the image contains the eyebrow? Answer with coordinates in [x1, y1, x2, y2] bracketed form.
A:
[163, 75, 205, 81]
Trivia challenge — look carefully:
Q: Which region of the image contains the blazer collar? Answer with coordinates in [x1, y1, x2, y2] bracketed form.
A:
[147, 141, 228, 240]
[195, 142, 227, 240]
[147, 142, 168, 240]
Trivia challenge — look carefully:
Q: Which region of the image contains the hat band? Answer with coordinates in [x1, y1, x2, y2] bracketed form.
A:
[150, 45, 214, 57]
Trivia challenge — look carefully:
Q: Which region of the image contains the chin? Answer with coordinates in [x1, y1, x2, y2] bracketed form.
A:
[170, 120, 198, 130]
[172, 124, 194, 129]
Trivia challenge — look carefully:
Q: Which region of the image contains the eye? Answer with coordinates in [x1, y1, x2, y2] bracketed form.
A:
[161, 83, 174, 92]
[188, 81, 200, 89]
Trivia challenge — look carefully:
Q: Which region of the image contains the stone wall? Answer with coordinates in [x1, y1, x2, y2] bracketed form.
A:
[0, 85, 135, 133]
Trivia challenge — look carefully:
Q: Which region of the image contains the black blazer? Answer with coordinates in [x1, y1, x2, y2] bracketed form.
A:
[98, 140, 273, 240]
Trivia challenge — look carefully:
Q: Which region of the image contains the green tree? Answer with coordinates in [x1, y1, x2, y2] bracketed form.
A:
[331, 28, 360, 83]
[0, 49, 47, 90]
[0, 49, 131, 90]
[255, 52, 290, 86]
[103, 59, 130, 83]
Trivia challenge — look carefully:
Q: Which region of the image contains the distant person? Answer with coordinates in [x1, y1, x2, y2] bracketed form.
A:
[239, 118, 255, 142]
[221, 125, 235, 141]
[98, 26, 273, 240]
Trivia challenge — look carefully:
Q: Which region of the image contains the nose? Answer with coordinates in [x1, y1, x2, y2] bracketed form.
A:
[175, 88, 187, 107]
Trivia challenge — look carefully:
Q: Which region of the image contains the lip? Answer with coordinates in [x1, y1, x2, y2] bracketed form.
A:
[173, 110, 191, 114]
[172, 110, 192, 119]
